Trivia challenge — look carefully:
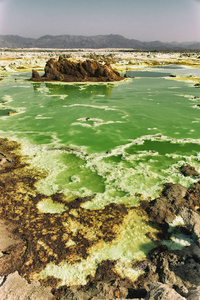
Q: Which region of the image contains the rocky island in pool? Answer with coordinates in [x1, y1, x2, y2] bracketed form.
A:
[30, 56, 125, 82]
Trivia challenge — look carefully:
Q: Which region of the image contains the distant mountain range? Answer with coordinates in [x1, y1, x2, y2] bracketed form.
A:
[0, 34, 200, 50]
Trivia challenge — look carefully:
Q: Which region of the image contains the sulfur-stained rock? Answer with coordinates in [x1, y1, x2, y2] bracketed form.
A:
[30, 57, 125, 82]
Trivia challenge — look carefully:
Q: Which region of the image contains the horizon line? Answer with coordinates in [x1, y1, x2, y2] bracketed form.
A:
[0, 33, 200, 44]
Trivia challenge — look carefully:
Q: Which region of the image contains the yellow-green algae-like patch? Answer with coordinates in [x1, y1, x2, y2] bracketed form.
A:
[0, 137, 158, 288]
[37, 209, 158, 286]
[166, 75, 200, 84]
[37, 198, 67, 214]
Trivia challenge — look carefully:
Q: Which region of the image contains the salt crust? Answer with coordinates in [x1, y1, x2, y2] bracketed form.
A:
[0, 133, 198, 212]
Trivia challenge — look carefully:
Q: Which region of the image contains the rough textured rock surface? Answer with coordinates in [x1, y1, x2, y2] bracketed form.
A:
[132, 242, 200, 298]
[140, 183, 188, 224]
[31, 69, 41, 80]
[0, 272, 53, 300]
[186, 181, 200, 207]
[0, 219, 26, 276]
[0, 151, 15, 171]
[145, 282, 186, 300]
[53, 260, 137, 299]
[141, 179, 200, 224]
[180, 164, 199, 177]
[136, 167, 200, 299]
[149, 244, 200, 294]
[179, 208, 200, 245]
[30, 57, 124, 82]
[187, 288, 200, 300]
[54, 280, 129, 300]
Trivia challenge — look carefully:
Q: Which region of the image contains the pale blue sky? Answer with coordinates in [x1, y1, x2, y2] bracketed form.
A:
[0, 0, 200, 42]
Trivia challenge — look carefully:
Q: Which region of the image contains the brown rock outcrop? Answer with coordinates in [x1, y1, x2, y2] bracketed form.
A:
[31, 69, 41, 80]
[180, 164, 199, 177]
[147, 244, 200, 296]
[30, 57, 124, 82]
[136, 168, 200, 299]
[140, 183, 188, 224]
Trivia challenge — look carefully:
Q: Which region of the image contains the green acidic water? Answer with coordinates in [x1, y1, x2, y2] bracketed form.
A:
[0, 67, 200, 199]
[0, 68, 200, 199]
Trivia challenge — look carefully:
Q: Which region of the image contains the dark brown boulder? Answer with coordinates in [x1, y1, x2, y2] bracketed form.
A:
[30, 58, 124, 82]
[140, 183, 187, 224]
[148, 244, 200, 296]
[30, 69, 41, 80]
[186, 181, 200, 207]
[140, 179, 200, 225]
[180, 164, 199, 177]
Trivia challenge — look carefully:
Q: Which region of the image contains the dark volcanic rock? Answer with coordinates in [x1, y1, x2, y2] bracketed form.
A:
[31, 69, 41, 80]
[53, 260, 135, 300]
[141, 181, 200, 225]
[53, 280, 129, 300]
[180, 164, 199, 177]
[141, 183, 187, 224]
[30, 57, 124, 82]
[137, 180, 200, 299]
[186, 181, 200, 207]
[145, 282, 186, 300]
[148, 244, 200, 296]
[169, 74, 177, 78]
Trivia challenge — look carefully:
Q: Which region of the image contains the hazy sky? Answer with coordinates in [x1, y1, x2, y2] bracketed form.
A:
[0, 0, 200, 42]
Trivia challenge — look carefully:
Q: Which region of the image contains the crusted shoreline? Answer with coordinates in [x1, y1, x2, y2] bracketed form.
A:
[0, 137, 200, 299]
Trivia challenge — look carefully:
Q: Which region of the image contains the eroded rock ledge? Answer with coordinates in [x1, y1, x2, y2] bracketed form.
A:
[30, 57, 125, 82]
